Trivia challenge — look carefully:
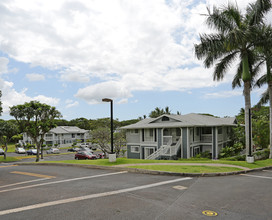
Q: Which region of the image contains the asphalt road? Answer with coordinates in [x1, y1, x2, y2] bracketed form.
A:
[0, 163, 271, 220]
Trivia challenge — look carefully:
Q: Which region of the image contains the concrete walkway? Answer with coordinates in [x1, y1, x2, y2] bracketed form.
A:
[113, 163, 251, 170]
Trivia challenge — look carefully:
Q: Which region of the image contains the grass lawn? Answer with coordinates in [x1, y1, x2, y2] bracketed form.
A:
[127, 165, 243, 173]
[0, 156, 19, 162]
[41, 158, 272, 169]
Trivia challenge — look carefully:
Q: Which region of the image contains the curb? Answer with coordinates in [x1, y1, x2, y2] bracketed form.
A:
[16, 162, 272, 177]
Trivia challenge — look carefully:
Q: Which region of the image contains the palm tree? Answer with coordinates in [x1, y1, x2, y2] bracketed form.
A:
[194, 0, 271, 158]
[254, 24, 272, 158]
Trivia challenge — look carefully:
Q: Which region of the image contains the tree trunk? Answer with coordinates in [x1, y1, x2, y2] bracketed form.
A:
[4, 143, 7, 160]
[34, 140, 40, 162]
[243, 81, 252, 157]
[269, 81, 272, 159]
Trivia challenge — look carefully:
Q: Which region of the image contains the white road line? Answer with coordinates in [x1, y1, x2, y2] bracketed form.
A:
[0, 177, 192, 216]
[0, 178, 50, 189]
[240, 174, 272, 180]
[0, 171, 127, 193]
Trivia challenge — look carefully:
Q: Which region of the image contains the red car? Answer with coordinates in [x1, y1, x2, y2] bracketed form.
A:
[75, 151, 97, 160]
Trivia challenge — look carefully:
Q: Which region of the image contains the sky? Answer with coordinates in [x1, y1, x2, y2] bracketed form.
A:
[0, 0, 271, 121]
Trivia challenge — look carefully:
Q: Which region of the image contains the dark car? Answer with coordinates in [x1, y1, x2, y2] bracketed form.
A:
[68, 147, 81, 152]
[26, 149, 41, 155]
[75, 151, 97, 160]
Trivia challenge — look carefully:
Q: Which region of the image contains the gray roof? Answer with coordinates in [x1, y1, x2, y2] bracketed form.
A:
[49, 126, 89, 134]
[121, 113, 237, 129]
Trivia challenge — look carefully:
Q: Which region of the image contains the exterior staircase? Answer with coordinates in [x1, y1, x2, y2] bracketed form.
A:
[145, 137, 181, 160]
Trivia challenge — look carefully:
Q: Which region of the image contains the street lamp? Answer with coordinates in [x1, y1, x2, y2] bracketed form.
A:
[102, 98, 116, 162]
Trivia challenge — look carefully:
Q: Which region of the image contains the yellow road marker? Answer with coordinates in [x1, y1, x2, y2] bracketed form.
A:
[0, 165, 18, 168]
[202, 210, 218, 217]
[10, 171, 55, 179]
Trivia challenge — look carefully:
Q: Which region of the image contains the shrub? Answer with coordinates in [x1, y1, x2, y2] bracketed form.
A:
[194, 151, 211, 159]
[223, 155, 246, 161]
[219, 143, 243, 158]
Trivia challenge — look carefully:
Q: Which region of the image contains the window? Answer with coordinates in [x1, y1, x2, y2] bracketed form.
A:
[218, 127, 222, 134]
[130, 129, 139, 134]
[196, 128, 200, 136]
[72, 134, 75, 138]
[202, 127, 212, 134]
[131, 146, 140, 153]
[162, 116, 169, 121]
[176, 128, 181, 136]
[149, 129, 153, 137]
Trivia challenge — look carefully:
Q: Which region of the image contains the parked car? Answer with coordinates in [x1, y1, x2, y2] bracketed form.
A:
[15, 147, 26, 154]
[75, 151, 97, 160]
[80, 143, 89, 148]
[96, 153, 104, 159]
[46, 148, 60, 154]
[26, 149, 40, 155]
[90, 144, 99, 151]
[67, 147, 78, 152]
[79, 147, 93, 153]
[0, 149, 4, 155]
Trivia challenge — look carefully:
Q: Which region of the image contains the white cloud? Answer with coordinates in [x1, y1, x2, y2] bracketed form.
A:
[26, 73, 45, 81]
[0, 57, 9, 74]
[0, 78, 59, 115]
[0, 0, 268, 104]
[65, 99, 79, 108]
[204, 90, 242, 99]
[75, 81, 132, 104]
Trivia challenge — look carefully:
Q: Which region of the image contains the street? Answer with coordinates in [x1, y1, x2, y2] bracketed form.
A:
[0, 163, 271, 220]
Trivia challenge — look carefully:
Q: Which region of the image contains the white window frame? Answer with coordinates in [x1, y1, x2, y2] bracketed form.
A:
[131, 146, 140, 153]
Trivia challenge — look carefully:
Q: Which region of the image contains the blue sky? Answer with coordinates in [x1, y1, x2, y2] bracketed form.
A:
[0, 0, 271, 121]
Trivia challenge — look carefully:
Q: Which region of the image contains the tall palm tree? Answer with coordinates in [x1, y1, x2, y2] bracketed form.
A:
[194, 0, 271, 158]
[254, 24, 272, 158]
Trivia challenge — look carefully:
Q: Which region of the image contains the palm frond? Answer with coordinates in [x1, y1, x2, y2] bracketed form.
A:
[206, 4, 241, 33]
[246, 0, 272, 26]
[194, 33, 227, 67]
[213, 51, 238, 81]
[257, 88, 269, 106]
[232, 62, 243, 89]
[255, 75, 267, 87]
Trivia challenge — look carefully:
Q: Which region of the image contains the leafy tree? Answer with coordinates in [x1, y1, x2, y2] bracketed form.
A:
[114, 130, 126, 157]
[54, 119, 70, 126]
[91, 127, 111, 157]
[194, 0, 271, 157]
[0, 120, 19, 159]
[89, 118, 119, 131]
[69, 117, 91, 130]
[0, 91, 2, 116]
[149, 106, 171, 118]
[10, 101, 62, 162]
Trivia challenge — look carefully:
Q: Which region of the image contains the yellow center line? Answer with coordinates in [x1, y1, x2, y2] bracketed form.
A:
[0, 165, 18, 168]
[10, 171, 56, 179]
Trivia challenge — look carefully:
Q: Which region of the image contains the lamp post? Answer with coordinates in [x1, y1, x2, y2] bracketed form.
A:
[102, 98, 116, 162]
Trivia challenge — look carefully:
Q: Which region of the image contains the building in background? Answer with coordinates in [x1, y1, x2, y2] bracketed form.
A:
[21, 126, 91, 147]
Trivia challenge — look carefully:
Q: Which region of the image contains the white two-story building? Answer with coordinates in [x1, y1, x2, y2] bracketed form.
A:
[22, 126, 91, 147]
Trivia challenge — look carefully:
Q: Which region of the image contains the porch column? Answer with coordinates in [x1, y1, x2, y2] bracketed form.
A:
[212, 127, 218, 159]
[187, 128, 190, 159]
